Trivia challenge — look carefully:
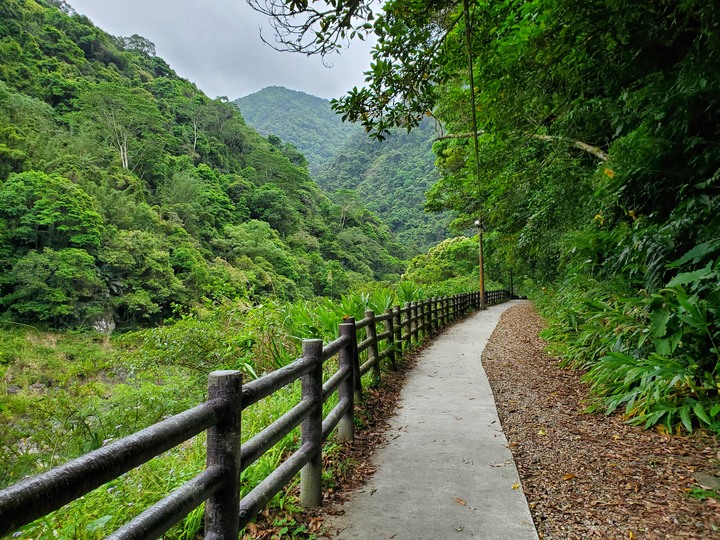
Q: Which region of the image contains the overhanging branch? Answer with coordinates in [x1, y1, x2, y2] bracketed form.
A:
[434, 131, 609, 162]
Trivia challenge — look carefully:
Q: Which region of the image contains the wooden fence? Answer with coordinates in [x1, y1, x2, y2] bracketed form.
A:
[0, 289, 510, 539]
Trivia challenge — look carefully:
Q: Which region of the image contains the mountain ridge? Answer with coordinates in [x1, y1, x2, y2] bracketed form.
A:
[234, 86, 453, 253]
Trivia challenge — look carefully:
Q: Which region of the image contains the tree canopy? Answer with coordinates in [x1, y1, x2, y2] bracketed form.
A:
[250, 0, 720, 430]
[0, 0, 407, 327]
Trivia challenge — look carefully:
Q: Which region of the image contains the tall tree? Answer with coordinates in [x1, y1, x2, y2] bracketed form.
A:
[73, 82, 166, 172]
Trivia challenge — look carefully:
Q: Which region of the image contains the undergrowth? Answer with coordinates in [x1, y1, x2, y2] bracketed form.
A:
[534, 239, 720, 434]
[0, 283, 455, 539]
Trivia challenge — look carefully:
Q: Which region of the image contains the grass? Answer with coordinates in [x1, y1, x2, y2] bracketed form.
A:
[1, 288, 476, 538]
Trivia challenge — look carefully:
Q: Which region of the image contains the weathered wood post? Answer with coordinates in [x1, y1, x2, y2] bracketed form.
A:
[402, 302, 411, 350]
[365, 309, 380, 381]
[393, 306, 402, 353]
[428, 297, 436, 335]
[342, 316, 361, 402]
[416, 301, 423, 340]
[205, 370, 242, 540]
[409, 301, 417, 343]
[384, 308, 397, 370]
[439, 296, 445, 328]
[300, 339, 323, 508]
[422, 300, 429, 337]
[338, 321, 355, 442]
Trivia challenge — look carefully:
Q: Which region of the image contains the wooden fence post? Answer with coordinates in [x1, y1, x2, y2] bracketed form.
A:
[205, 370, 242, 540]
[415, 300, 427, 341]
[403, 302, 411, 350]
[342, 316, 361, 402]
[423, 300, 430, 337]
[430, 296, 437, 334]
[300, 339, 323, 508]
[338, 322, 355, 442]
[393, 306, 402, 353]
[409, 301, 417, 343]
[384, 308, 396, 370]
[365, 309, 380, 381]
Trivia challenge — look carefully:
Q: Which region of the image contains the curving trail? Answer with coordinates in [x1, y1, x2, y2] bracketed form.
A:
[324, 300, 537, 540]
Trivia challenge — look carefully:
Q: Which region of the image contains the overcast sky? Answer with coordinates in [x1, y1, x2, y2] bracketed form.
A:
[67, 0, 375, 100]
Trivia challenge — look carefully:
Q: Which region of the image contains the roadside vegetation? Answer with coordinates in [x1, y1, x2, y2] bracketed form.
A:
[0, 273, 488, 539]
[265, 0, 720, 434]
[2, 0, 719, 536]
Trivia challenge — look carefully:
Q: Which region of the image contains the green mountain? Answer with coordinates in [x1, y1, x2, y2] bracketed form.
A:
[315, 119, 452, 253]
[235, 87, 452, 254]
[234, 86, 358, 174]
[0, 0, 406, 328]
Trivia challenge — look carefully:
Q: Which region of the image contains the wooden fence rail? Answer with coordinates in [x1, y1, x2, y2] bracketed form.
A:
[0, 289, 510, 539]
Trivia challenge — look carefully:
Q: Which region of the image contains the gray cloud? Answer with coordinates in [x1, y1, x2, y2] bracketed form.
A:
[68, 0, 374, 100]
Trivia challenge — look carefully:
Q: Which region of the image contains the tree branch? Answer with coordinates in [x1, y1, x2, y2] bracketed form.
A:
[434, 131, 609, 161]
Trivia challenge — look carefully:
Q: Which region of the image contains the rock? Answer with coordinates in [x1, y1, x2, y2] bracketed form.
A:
[695, 471, 720, 491]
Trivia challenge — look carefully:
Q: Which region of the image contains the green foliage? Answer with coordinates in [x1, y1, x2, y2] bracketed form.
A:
[276, 0, 720, 432]
[537, 239, 720, 433]
[235, 86, 357, 175]
[0, 170, 103, 251]
[1, 247, 105, 324]
[0, 1, 408, 328]
[402, 234, 505, 297]
[236, 87, 452, 255]
[2, 280, 481, 537]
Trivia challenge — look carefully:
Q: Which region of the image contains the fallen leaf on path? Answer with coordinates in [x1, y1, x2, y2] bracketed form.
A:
[455, 497, 466, 506]
[562, 473, 576, 481]
[512, 483, 521, 490]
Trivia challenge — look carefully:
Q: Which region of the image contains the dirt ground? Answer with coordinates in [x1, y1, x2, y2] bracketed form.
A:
[482, 302, 720, 539]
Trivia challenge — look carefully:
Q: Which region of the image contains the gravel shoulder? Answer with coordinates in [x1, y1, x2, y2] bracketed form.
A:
[483, 302, 720, 539]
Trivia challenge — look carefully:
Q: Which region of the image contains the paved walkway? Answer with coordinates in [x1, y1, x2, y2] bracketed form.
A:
[326, 300, 538, 539]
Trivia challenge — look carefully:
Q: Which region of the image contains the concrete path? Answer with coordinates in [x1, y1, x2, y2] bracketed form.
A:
[325, 300, 538, 540]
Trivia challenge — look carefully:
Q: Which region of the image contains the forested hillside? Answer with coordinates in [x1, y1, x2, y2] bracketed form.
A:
[234, 86, 358, 174]
[236, 87, 452, 253]
[315, 118, 452, 253]
[0, 0, 406, 329]
[257, 0, 720, 432]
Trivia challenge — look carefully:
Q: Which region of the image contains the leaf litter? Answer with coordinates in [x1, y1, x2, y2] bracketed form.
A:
[482, 302, 720, 539]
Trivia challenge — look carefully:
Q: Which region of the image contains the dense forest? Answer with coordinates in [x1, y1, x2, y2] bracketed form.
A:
[0, 3, 488, 537]
[236, 86, 452, 253]
[254, 0, 720, 432]
[0, 0, 409, 330]
[234, 86, 358, 175]
[2, 0, 719, 535]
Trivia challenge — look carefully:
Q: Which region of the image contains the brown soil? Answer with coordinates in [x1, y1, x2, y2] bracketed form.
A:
[482, 302, 720, 539]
